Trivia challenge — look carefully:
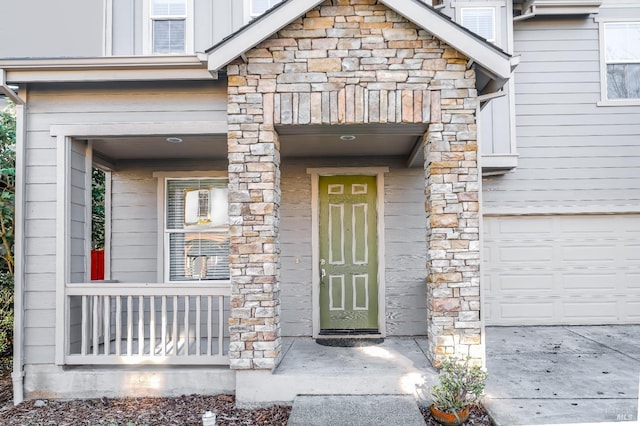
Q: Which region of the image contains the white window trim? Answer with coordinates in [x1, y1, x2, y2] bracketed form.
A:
[152, 171, 229, 286]
[452, 2, 504, 48]
[103, 0, 113, 56]
[596, 18, 640, 106]
[143, 0, 195, 55]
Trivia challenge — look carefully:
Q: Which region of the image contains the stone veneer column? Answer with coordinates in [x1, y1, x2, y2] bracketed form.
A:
[224, 0, 484, 370]
[227, 63, 282, 370]
[424, 66, 482, 366]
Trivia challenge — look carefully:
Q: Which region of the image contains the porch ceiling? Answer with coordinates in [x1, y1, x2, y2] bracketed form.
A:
[89, 124, 427, 166]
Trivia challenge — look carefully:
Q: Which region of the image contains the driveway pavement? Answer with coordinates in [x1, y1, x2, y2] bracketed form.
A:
[484, 325, 640, 425]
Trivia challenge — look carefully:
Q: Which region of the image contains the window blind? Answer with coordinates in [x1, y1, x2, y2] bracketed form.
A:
[153, 20, 185, 54]
[166, 179, 229, 281]
[152, 0, 186, 16]
[461, 8, 495, 43]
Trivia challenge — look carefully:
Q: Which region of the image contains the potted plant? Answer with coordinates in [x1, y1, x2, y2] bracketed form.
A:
[428, 356, 488, 426]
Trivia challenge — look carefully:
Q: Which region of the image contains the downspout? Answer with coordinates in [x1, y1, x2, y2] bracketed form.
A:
[2, 69, 26, 404]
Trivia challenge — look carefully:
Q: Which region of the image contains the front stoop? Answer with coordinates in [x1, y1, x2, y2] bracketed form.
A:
[235, 337, 438, 406]
[287, 395, 426, 426]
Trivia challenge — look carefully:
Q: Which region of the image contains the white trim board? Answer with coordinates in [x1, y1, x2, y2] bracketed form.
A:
[483, 205, 640, 216]
[55, 135, 71, 365]
[307, 167, 389, 338]
[50, 121, 226, 138]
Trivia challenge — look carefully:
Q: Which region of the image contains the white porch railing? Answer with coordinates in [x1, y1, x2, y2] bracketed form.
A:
[64, 283, 230, 365]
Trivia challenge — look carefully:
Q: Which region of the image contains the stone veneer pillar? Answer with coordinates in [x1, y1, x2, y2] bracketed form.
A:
[227, 66, 282, 370]
[226, 0, 483, 369]
[424, 62, 482, 365]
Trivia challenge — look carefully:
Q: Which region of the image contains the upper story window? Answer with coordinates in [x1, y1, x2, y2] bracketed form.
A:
[164, 177, 229, 282]
[145, 0, 193, 55]
[603, 22, 640, 100]
[460, 7, 496, 43]
[248, 0, 282, 19]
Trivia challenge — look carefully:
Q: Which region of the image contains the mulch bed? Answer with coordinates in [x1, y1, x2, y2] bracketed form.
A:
[1, 367, 492, 425]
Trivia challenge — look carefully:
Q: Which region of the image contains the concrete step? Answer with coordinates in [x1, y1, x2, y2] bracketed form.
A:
[235, 337, 439, 406]
[287, 395, 426, 426]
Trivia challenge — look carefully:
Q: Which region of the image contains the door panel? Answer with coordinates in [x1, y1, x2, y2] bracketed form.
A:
[319, 175, 378, 331]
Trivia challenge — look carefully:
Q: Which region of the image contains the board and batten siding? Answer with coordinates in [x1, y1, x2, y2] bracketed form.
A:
[483, 2, 640, 325]
[111, 0, 245, 55]
[21, 81, 227, 365]
[279, 159, 427, 337]
[0, 0, 103, 58]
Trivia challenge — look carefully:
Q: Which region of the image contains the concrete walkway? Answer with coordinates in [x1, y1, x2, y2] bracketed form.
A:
[283, 326, 640, 425]
[484, 325, 640, 425]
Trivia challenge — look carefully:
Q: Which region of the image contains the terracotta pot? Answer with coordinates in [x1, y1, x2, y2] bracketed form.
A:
[429, 404, 470, 426]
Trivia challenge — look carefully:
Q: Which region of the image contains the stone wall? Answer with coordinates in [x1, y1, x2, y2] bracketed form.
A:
[227, 0, 481, 369]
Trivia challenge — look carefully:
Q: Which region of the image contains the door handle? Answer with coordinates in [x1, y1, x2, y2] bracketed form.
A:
[320, 259, 326, 285]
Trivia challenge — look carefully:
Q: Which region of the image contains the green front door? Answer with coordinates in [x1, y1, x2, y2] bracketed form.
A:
[319, 175, 378, 332]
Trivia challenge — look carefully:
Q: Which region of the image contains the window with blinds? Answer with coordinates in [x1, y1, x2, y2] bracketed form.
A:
[250, 0, 282, 18]
[165, 178, 229, 281]
[151, 0, 186, 54]
[460, 7, 495, 44]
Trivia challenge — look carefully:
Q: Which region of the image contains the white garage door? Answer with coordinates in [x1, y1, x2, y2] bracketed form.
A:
[483, 214, 640, 325]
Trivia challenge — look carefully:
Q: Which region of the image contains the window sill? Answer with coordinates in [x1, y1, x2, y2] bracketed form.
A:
[597, 99, 640, 107]
[167, 280, 231, 287]
[481, 154, 518, 176]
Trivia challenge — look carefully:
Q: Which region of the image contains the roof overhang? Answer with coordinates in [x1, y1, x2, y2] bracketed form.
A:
[0, 55, 212, 84]
[206, 0, 517, 93]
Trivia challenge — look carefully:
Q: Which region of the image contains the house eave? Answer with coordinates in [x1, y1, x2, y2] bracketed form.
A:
[379, 0, 512, 80]
[206, 0, 325, 73]
[206, 0, 513, 82]
[0, 55, 212, 83]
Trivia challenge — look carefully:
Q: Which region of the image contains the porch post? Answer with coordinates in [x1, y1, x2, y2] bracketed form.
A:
[227, 62, 282, 370]
[424, 77, 482, 366]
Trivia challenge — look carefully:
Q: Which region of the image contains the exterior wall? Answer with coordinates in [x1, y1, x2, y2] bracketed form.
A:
[0, 0, 104, 58]
[111, 0, 244, 55]
[482, 0, 640, 326]
[485, 4, 640, 211]
[437, 0, 515, 160]
[280, 159, 427, 337]
[21, 80, 226, 366]
[227, 0, 481, 368]
[110, 160, 228, 283]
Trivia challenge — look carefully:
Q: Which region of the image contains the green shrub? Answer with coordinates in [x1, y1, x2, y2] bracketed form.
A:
[430, 356, 488, 414]
[0, 272, 13, 362]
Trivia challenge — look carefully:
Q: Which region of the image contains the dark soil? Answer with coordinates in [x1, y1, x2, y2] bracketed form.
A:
[420, 403, 493, 425]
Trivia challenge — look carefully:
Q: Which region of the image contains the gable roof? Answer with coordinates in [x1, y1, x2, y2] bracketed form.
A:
[206, 0, 517, 86]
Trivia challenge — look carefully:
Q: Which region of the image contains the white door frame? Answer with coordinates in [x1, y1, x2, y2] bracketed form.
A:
[307, 167, 389, 338]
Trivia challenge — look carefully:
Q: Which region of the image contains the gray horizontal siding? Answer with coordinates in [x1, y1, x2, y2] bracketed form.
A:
[484, 7, 640, 212]
[21, 82, 228, 365]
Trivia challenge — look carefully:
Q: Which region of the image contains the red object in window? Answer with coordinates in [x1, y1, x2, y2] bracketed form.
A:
[91, 250, 105, 280]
